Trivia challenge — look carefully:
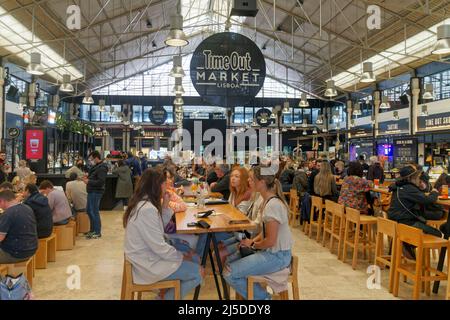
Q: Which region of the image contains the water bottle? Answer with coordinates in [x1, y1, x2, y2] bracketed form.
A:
[197, 184, 206, 209]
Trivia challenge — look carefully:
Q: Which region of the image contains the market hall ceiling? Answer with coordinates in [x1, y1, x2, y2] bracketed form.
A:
[0, 0, 449, 97]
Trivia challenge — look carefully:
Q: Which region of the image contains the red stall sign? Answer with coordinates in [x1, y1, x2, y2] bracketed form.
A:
[26, 130, 44, 160]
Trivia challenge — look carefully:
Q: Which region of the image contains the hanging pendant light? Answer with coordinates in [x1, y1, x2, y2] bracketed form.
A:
[420, 105, 428, 116]
[165, 10, 189, 47]
[173, 77, 185, 94]
[316, 115, 324, 125]
[353, 103, 362, 116]
[301, 119, 308, 128]
[98, 99, 106, 112]
[324, 80, 337, 98]
[260, 116, 268, 124]
[379, 95, 391, 109]
[322, 127, 328, 133]
[432, 24, 450, 55]
[60, 74, 74, 92]
[302, 130, 307, 136]
[290, 125, 296, 131]
[332, 109, 340, 121]
[312, 127, 318, 134]
[360, 62, 376, 83]
[83, 89, 94, 104]
[282, 127, 288, 132]
[170, 56, 185, 78]
[174, 95, 184, 105]
[299, 93, 309, 107]
[282, 101, 290, 114]
[27, 52, 45, 76]
[393, 111, 399, 120]
[422, 83, 434, 100]
[270, 111, 277, 119]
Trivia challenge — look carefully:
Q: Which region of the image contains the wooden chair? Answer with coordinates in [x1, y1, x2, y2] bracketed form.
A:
[35, 233, 57, 269]
[308, 196, 324, 241]
[54, 224, 74, 251]
[1, 257, 34, 288]
[247, 255, 299, 300]
[374, 218, 397, 293]
[393, 224, 450, 300]
[342, 207, 377, 268]
[323, 201, 345, 259]
[121, 259, 181, 300]
[76, 212, 90, 235]
[288, 189, 299, 227]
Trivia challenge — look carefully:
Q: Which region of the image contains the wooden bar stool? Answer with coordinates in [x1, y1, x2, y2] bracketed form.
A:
[322, 201, 345, 259]
[120, 259, 181, 300]
[54, 224, 74, 251]
[35, 233, 57, 269]
[2, 257, 34, 288]
[288, 189, 299, 227]
[309, 196, 324, 241]
[342, 207, 377, 268]
[427, 211, 448, 260]
[247, 255, 299, 300]
[374, 217, 397, 293]
[393, 224, 450, 300]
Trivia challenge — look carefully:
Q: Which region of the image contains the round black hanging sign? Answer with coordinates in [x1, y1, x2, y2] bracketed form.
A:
[190, 32, 266, 107]
[149, 106, 168, 125]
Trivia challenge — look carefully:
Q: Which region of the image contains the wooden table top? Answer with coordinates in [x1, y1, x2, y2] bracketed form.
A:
[371, 187, 391, 195]
[371, 187, 450, 207]
[175, 204, 256, 234]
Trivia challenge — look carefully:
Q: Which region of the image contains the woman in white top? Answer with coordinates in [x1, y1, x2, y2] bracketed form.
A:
[223, 165, 293, 300]
[123, 168, 202, 299]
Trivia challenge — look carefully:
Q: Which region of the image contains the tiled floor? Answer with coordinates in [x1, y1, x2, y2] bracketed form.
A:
[32, 211, 448, 300]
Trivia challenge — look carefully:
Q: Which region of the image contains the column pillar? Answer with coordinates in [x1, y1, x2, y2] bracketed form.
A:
[346, 99, 352, 156]
[411, 77, 420, 135]
[373, 90, 381, 156]
[0, 63, 5, 150]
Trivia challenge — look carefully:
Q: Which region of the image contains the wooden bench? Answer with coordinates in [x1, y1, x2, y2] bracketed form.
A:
[120, 259, 181, 300]
[54, 224, 74, 251]
[35, 233, 57, 269]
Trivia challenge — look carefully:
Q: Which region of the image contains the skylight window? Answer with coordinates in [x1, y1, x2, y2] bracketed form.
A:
[332, 18, 450, 89]
[0, 5, 83, 81]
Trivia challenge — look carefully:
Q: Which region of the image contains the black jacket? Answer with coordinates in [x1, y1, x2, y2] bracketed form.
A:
[279, 169, 295, 186]
[87, 162, 108, 193]
[24, 191, 53, 239]
[211, 172, 230, 200]
[387, 182, 439, 224]
[307, 169, 319, 195]
[367, 163, 385, 183]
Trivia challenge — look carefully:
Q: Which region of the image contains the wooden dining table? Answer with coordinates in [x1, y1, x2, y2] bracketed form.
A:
[175, 203, 256, 300]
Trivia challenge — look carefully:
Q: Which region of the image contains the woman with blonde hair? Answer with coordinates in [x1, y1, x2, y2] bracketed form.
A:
[314, 161, 339, 201]
[223, 165, 292, 300]
[15, 160, 34, 180]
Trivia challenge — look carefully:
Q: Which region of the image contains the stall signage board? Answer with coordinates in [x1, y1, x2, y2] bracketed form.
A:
[393, 137, 417, 168]
[190, 32, 266, 107]
[417, 111, 450, 132]
[8, 127, 20, 139]
[149, 106, 168, 125]
[378, 119, 409, 135]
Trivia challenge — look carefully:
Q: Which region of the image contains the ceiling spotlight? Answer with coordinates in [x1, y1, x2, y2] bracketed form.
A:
[360, 62, 376, 83]
[146, 19, 153, 28]
[27, 52, 45, 76]
[60, 74, 74, 92]
[173, 77, 185, 95]
[83, 89, 94, 104]
[422, 83, 434, 100]
[170, 56, 185, 78]
[432, 24, 450, 55]
[324, 80, 338, 98]
[282, 101, 290, 114]
[299, 93, 309, 107]
[420, 105, 428, 116]
[165, 13, 189, 47]
[152, 40, 157, 48]
[379, 95, 391, 109]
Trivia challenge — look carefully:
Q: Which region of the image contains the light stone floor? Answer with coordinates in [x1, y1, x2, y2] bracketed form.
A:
[32, 210, 448, 300]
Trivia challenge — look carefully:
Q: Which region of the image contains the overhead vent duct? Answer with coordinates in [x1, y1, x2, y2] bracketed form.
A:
[230, 0, 258, 17]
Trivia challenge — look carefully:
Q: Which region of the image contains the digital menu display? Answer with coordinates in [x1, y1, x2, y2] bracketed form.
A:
[25, 129, 44, 160]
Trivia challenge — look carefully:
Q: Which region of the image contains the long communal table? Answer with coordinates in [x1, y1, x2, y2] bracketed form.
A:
[175, 204, 256, 300]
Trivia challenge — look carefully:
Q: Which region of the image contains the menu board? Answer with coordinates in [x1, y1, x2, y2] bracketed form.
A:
[25, 129, 44, 160]
[393, 137, 417, 168]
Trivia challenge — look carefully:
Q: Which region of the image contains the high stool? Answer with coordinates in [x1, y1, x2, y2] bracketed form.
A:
[322, 201, 345, 259]
[342, 207, 377, 269]
[67, 219, 77, 245]
[374, 217, 397, 293]
[288, 189, 299, 227]
[247, 255, 299, 300]
[54, 224, 74, 251]
[393, 224, 450, 300]
[427, 211, 448, 260]
[3, 257, 34, 288]
[76, 212, 90, 234]
[121, 259, 181, 300]
[309, 196, 324, 241]
[35, 233, 57, 269]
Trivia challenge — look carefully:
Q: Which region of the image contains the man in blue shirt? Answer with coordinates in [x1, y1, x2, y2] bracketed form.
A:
[138, 151, 148, 173]
[0, 190, 38, 263]
[125, 152, 142, 177]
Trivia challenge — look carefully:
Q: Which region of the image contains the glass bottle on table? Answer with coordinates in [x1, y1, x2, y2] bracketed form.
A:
[197, 183, 206, 209]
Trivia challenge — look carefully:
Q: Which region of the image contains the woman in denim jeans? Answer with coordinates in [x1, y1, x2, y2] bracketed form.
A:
[223, 165, 293, 300]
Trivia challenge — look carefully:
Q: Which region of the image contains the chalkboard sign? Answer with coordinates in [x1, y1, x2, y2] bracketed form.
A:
[149, 106, 168, 125]
[393, 137, 417, 168]
[190, 32, 266, 107]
